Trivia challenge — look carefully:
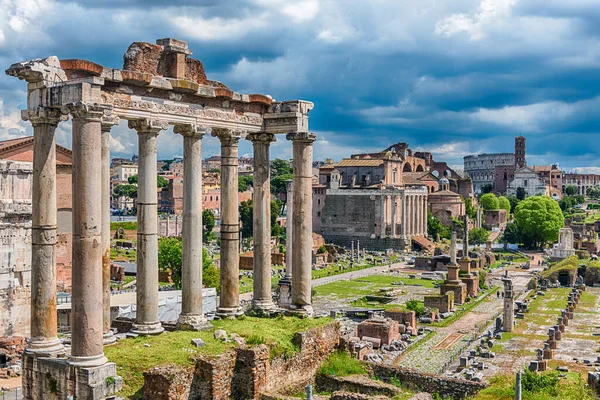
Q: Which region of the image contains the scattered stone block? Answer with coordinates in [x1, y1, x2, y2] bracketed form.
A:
[191, 338, 206, 348]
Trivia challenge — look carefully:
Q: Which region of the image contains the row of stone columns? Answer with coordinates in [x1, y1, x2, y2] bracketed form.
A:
[381, 192, 428, 239]
[25, 103, 316, 368]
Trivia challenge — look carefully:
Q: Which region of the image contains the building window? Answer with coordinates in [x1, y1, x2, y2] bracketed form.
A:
[317, 199, 321, 205]
[317, 211, 321, 217]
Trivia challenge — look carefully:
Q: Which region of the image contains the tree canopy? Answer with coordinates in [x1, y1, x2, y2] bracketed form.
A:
[427, 212, 450, 241]
[565, 185, 578, 196]
[239, 198, 284, 239]
[497, 196, 511, 215]
[113, 184, 137, 200]
[270, 158, 293, 177]
[514, 196, 564, 249]
[158, 238, 219, 290]
[127, 174, 169, 188]
[480, 193, 499, 211]
[464, 198, 477, 219]
[502, 221, 522, 244]
[481, 183, 493, 194]
[238, 175, 254, 192]
[516, 187, 527, 201]
[470, 227, 490, 245]
[202, 208, 215, 242]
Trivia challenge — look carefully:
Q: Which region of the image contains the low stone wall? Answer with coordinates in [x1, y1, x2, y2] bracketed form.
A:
[316, 374, 402, 398]
[143, 321, 340, 400]
[370, 364, 486, 399]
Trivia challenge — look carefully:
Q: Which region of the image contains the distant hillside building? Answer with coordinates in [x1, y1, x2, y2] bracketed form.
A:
[564, 173, 600, 196]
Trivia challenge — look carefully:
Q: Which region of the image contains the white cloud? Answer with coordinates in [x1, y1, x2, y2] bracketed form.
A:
[571, 167, 600, 175]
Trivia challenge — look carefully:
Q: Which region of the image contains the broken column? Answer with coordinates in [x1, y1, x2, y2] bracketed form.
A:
[101, 116, 119, 345]
[450, 230, 457, 264]
[288, 132, 316, 315]
[130, 118, 167, 335]
[502, 272, 514, 332]
[214, 128, 244, 317]
[22, 107, 65, 355]
[248, 133, 276, 312]
[175, 124, 211, 330]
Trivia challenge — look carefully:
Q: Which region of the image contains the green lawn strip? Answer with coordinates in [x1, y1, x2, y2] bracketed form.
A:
[313, 275, 438, 299]
[106, 316, 332, 398]
[432, 286, 499, 328]
[312, 260, 382, 280]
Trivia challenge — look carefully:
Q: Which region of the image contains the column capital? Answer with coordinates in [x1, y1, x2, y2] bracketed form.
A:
[21, 107, 67, 126]
[247, 132, 276, 144]
[101, 115, 120, 132]
[212, 127, 243, 145]
[286, 132, 316, 143]
[129, 118, 169, 134]
[173, 123, 209, 137]
[61, 102, 111, 121]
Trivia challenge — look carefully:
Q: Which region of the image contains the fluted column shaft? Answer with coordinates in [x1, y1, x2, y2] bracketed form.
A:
[101, 117, 119, 345]
[213, 128, 243, 317]
[130, 119, 167, 335]
[67, 103, 108, 366]
[248, 133, 276, 311]
[288, 132, 316, 313]
[23, 107, 65, 355]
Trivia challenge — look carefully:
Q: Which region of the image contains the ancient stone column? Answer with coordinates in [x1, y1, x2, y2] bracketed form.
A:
[174, 124, 211, 330]
[463, 215, 469, 258]
[391, 195, 397, 238]
[502, 274, 514, 332]
[101, 116, 119, 346]
[66, 102, 108, 366]
[247, 133, 276, 312]
[401, 194, 407, 239]
[423, 193, 428, 235]
[130, 118, 168, 335]
[213, 128, 243, 317]
[417, 195, 422, 235]
[380, 194, 386, 238]
[284, 180, 294, 278]
[450, 231, 457, 264]
[288, 132, 316, 314]
[22, 107, 66, 355]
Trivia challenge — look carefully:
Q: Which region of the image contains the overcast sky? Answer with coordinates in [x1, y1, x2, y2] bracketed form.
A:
[1, 0, 600, 172]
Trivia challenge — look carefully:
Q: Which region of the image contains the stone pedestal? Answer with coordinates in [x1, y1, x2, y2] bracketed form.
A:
[459, 258, 471, 274]
[441, 264, 467, 304]
[130, 119, 167, 335]
[22, 353, 121, 400]
[461, 275, 480, 297]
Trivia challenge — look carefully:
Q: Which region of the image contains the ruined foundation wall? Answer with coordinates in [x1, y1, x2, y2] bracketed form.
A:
[0, 160, 33, 337]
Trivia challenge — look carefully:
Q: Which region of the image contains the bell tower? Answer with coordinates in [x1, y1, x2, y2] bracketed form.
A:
[515, 136, 526, 169]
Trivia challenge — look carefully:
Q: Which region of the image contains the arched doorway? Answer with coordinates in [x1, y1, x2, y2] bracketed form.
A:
[403, 163, 412, 173]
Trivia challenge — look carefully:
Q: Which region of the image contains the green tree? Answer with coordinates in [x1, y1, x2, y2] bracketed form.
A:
[202, 208, 215, 242]
[464, 198, 477, 219]
[270, 158, 293, 177]
[427, 212, 450, 241]
[514, 196, 564, 249]
[238, 175, 254, 192]
[502, 221, 522, 244]
[238, 198, 285, 239]
[516, 187, 527, 200]
[565, 185, 578, 196]
[470, 227, 490, 245]
[507, 195, 520, 213]
[158, 238, 219, 291]
[271, 173, 294, 195]
[158, 237, 182, 288]
[497, 196, 511, 215]
[482, 183, 493, 194]
[113, 184, 137, 202]
[480, 193, 499, 211]
[127, 174, 168, 188]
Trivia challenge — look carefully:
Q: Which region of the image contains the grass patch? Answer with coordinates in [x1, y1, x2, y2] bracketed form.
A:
[314, 275, 439, 299]
[110, 221, 138, 231]
[110, 247, 137, 261]
[106, 316, 332, 398]
[473, 370, 594, 400]
[318, 351, 368, 377]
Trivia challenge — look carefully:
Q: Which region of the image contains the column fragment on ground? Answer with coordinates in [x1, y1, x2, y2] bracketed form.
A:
[101, 116, 119, 345]
[248, 133, 276, 312]
[66, 102, 108, 367]
[130, 118, 167, 335]
[213, 128, 243, 317]
[288, 132, 316, 314]
[22, 107, 65, 355]
[174, 124, 211, 330]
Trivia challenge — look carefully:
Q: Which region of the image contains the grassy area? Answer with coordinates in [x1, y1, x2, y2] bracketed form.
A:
[318, 350, 368, 377]
[110, 221, 138, 231]
[110, 247, 137, 261]
[313, 275, 439, 299]
[106, 316, 332, 399]
[473, 371, 594, 400]
[542, 256, 578, 280]
[312, 261, 375, 280]
[110, 276, 135, 289]
[432, 286, 499, 327]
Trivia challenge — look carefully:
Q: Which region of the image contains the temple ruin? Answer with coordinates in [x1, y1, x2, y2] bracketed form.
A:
[6, 38, 316, 399]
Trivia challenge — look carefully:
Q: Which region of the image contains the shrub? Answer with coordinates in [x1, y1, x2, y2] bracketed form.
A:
[317, 245, 327, 254]
[318, 351, 367, 377]
[405, 299, 425, 316]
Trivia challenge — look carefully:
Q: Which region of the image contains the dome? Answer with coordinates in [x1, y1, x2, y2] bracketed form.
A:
[439, 177, 450, 184]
